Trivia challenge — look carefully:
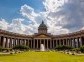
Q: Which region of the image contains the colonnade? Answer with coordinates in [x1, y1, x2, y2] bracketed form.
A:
[0, 36, 32, 48]
[0, 36, 84, 49]
[53, 37, 83, 48]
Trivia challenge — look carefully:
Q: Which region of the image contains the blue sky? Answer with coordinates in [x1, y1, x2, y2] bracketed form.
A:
[0, 0, 44, 22]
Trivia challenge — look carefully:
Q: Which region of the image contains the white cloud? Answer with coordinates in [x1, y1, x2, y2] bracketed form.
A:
[43, 0, 84, 33]
[0, 18, 33, 34]
[0, 18, 8, 30]
[0, 0, 84, 35]
[8, 18, 26, 34]
[20, 1, 69, 35]
[43, 0, 65, 12]
[20, 4, 38, 23]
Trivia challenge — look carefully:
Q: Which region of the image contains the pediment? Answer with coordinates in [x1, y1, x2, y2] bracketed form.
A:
[34, 34, 51, 38]
[37, 34, 48, 38]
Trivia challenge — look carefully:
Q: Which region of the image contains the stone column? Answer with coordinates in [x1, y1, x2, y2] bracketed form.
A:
[74, 38, 76, 48]
[37, 39, 38, 49]
[33, 39, 35, 49]
[36, 39, 37, 49]
[22, 39, 23, 45]
[17, 39, 18, 46]
[30, 40, 32, 49]
[17, 38, 18, 45]
[13, 39, 15, 47]
[5, 38, 7, 48]
[56, 40, 57, 47]
[16, 39, 17, 46]
[58, 40, 60, 46]
[9, 38, 11, 48]
[70, 39, 72, 47]
[19, 39, 20, 45]
[40, 39, 41, 49]
[58, 40, 59, 46]
[47, 39, 48, 49]
[65, 39, 68, 46]
[53, 40, 54, 49]
[67, 39, 69, 46]
[23, 39, 24, 45]
[54, 40, 56, 48]
[24, 39, 26, 46]
[67, 39, 70, 46]
[71, 39, 73, 47]
[63, 39, 64, 45]
[67, 39, 68, 46]
[25, 39, 27, 46]
[65, 39, 67, 46]
[29, 39, 30, 48]
[3, 37, 6, 48]
[50, 39, 52, 49]
[19, 39, 21, 45]
[44, 39, 45, 49]
[20, 39, 21, 45]
[7, 38, 10, 48]
[69, 39, 71, 46]
[21, 39, 23, 45]
[75, 38, 78, 48]
[72, 38, 75, 48]
[35, 39, 36, 49]
[17, 39, 19, 45]
[15, 38, 17, 46]
[48, 39, 50, 49]
[79, 37, 82, 47]
[57, 40, 58, 46]
[14, 39, 16, 46]
[12, 39, 14, 47]
[69, 39, 72, 47]
[77, 38, 79, 48]
[17, 39, 19, 46]
[11, 39, 13, 48]
[27, 39, 29, 47]
[0, 36, 1, 46]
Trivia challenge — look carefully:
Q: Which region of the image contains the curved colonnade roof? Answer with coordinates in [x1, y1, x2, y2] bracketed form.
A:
[0, 29, 32, 38]
[0, 29, 84, 38]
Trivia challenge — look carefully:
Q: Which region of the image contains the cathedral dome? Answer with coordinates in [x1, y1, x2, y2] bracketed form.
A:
[38, 21, 47, 29]
[38, 21, 47, 34]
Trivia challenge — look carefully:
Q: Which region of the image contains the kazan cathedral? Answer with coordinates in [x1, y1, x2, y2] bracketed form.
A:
[0, 21, 84, 50]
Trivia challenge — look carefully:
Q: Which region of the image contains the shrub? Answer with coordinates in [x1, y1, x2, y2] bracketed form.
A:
[72, 48, 80, 53]
[55, 45, 73, 50]
[2, 48, 12, 52]
[0, 46, 3, 52]
[0, 46, 12, 52]
[79, 46, 84, 53]
[13, 45, 29, 51]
